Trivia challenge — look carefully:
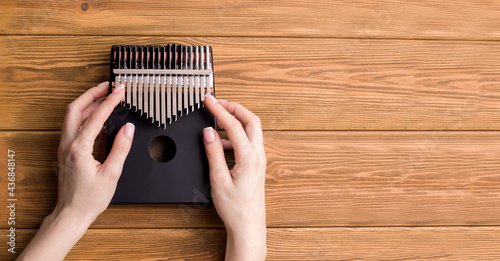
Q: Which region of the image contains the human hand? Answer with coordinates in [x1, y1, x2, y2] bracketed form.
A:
[202, 93, 267, 261]
[18, 82, 134, 260]
[54, 81, 134, 224]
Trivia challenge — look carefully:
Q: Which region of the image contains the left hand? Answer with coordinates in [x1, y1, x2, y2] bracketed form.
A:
[54, 81, 134, 223]
[18, 82, 134, 261]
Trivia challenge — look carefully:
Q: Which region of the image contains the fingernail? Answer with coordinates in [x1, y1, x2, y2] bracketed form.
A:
[113, 84, 124, 94]
[203, 127, 215, 143]
[205, 93, 217, 104]
[98, 81, 109, 87]
[124, 123, 135, 140]
[217, 99, 228, 103]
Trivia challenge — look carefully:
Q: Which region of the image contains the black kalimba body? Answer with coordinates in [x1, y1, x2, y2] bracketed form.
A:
[106, 44, 215, 203]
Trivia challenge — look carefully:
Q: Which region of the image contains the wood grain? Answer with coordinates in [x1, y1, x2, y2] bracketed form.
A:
[1, 36, 500, 131]
[3, 227, 500, 260]
[1, 1, 500, 40]
[2, 131, 499, 229]
[3, 0, 499, 259]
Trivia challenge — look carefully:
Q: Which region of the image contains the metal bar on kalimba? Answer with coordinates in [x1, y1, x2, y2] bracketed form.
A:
[160, 46, 166, 129]
[126, 47, 132, 109]
[167, 74, 172, 124]
[115, 75, 121, 104]
[138, 46, 143, 115]
[143, 47, 149, 117]
[149, 74, 154, 123]
[166, 44, 171, 124]
[172, 45, 177, 121]
[149, 47, 154, 123]
[177, 45, 183, 118]
[154, 75, 159, 126]
[131, 46, 137, 111]
[132, 74, 137, 111]
[195, 46, 200, 109]
[200, 46, 205, 103]
[189, 46, 194, 112]
[183, 46, 189, 115]
[161, 74, 166, 128]
[207, 46, 213, 96]
[144, 74, 149, 117]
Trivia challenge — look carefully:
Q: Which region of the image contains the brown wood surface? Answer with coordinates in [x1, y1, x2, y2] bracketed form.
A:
[2, 1, 499, 260]
[1, 36, 500, 131]
[3, 227, 500, 260]
[2, 131, 499, 229]
[2, 1, 500, 40]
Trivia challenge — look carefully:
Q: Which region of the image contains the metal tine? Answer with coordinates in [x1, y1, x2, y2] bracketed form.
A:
[183, 45, 189, 115]
[177, 44, 183, 118]
[189, 46, 194, 112]
[112, 45, 117, 87]
[166, 44, 172, 124]
[144, 46, 149, 118]
[207, 46, 213, 97]
[126, 46, 132, 109]
[195, 46, 200, 109]
[200, 46, 205, 104]
[155, 46, 160, 127]
[132, 46, 138, 111]
[160, 46, 166, 129]
[138, 46, 143, 116]
[149, 46, 155, 123]
[172, 44, 177, 121]
[121, 45, 127, 107]
[115, 46, 122, 105]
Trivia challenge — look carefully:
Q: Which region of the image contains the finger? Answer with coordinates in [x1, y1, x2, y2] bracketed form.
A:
[216, 120, 224, 130]
[81, 97, 106, 121]
[101, 122, 135, 180]
[204, 93, 253, 158]
[221, 139, 233, 150]
[78, 84, 125, 146]
[218, 101, 263, 147]
[203, 127, 231, 188]
[62, 81, 109, 144]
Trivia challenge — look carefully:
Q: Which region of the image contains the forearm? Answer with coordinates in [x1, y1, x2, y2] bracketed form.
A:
[17, 208, 91, 261]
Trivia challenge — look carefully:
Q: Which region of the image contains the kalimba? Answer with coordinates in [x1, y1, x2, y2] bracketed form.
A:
[106, 44, 215, 203]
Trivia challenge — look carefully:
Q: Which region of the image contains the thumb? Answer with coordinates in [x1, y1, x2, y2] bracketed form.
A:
[203, 127, 231, 187]
[102, 122, 135, 179]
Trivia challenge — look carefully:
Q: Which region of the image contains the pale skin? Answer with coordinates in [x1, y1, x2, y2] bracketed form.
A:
[17, 82, 267, 261]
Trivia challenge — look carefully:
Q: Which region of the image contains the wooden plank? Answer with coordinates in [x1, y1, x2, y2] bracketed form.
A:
[1, 36, 500, 131]
[1, 131, 500, 229]
[3, 227, 500, 260]
[2, 229, 226, 260]
[1, 1, 500, 40]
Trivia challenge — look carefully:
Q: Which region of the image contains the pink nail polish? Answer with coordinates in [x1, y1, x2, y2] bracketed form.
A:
[203, 127, 215, 143]
[205, 93, 217, 104]
[98, 81, 109, 87]
[124, 123, 135, 140]
[113, 84, 124, 94]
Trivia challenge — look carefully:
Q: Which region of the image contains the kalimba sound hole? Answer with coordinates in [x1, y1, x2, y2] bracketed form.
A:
[148, 135, 176, 163]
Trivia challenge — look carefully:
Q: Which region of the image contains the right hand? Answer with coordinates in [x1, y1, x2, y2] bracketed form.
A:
[202, 93, 267, 261]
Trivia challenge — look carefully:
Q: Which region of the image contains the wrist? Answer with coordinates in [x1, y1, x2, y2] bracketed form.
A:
[47, 206, 93, 235]
[225, 223, 267, 261]
[17, 206, 92, 260]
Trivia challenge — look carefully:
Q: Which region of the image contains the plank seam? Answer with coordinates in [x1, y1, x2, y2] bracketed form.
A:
[2, 34, 500, 42]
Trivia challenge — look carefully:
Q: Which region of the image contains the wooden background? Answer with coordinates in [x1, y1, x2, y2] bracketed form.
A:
[1, 0, 500, 260]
